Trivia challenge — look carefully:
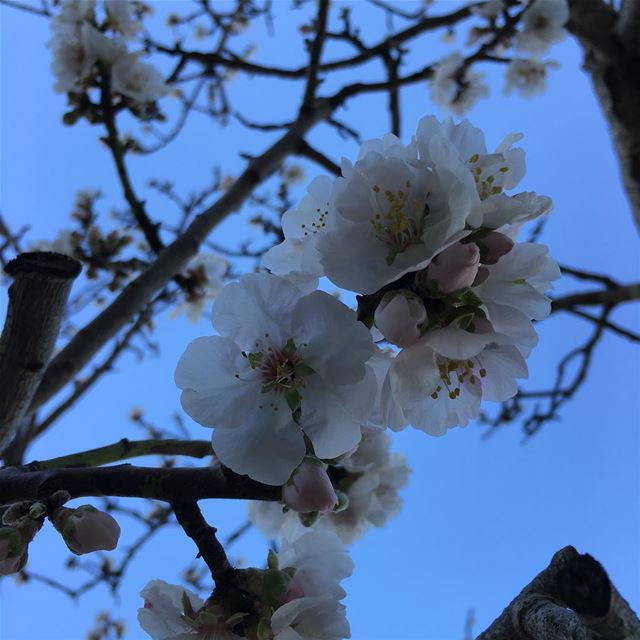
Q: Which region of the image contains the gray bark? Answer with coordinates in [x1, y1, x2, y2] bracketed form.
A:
[0, 252, 80, 455]
[477, 546, 640, 640]
[568, 0, 640, 230]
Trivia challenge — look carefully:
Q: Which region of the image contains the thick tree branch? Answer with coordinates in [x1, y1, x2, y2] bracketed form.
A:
[0, 464, 279, 504]
[477, 546, 640, 640]
[568, 0, 640, 228]
[0, 252, 80, 455]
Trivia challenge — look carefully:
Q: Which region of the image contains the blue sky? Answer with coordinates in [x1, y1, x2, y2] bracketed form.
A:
[1, 2, 639, 639]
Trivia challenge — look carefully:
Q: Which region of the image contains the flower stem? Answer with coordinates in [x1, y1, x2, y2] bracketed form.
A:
[35, 438, 212, 470]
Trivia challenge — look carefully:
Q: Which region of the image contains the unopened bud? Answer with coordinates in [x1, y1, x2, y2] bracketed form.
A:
[427, 242, 480, 293]
[0, 527, 27, 576]
[472, 266, 490, 286]
[374, 290, 427, 348]
[52, 506, 121, 555]
[282, 460, 338, 513]
[477, 232, 514, 264]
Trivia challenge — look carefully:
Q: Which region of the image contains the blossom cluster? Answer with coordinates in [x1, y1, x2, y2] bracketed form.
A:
[138, 529, 352, 640]
[431, 0, 569, 113]
[165, 113, 558, 639]
[48, 0, 166, 104]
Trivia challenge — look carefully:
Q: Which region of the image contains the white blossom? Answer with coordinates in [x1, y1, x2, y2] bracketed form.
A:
[50, 0, 96, 30]
[248, 430, 409, 545]
[505, 59, 558, 98]
[429, 53, 489, 116]
[138, 580, 243, 640]
[316, 130, 474, 294]
[416, 116, 551, 229]
[138, 580, 204, 639]
[271, 530, 352, 640]
[263, 175, 335, 290]
[470, 0, 504, 19]
[104, 0, 142, 38]
[175, 273, 376, 485]
[516, 0, 569, 55]
[388, 327, 528, 435]
[48, 21, 124, 93]
[475, 242, 561, 322]
[172, 252, 228, 322]
[330, 431, 410, 543]
[111, 52, 167, 102]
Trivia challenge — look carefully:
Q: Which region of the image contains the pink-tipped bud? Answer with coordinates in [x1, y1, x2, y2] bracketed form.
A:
[427, 242, 480, 293]
[282, 461, 338, 513]
[478, 232, 514, 264]
[53, 506, 121, 555]
[374, 290, 427, 348]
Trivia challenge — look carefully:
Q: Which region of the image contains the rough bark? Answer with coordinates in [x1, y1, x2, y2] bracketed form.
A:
[477, 546, 640, 640]
[568, 0, 640, 229]
[0, 252, 80, 455]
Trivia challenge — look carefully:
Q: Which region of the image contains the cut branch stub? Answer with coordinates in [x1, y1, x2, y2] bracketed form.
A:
[476, 546, 640, 640]
[0, 252, 81, 456]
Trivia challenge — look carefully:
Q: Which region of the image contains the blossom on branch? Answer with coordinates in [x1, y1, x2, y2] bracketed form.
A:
[175, 273, 376, 485]
[516, 0, 569, 55]
[429, 53, 489, 117]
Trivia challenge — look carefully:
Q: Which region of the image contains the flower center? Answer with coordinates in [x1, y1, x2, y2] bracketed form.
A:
[431, 357, 487, 400]
[369, 181, 428, 265]
[467, 154, 509, 200]
[299, 204, 330, 237]
[237, 337, 314, 413]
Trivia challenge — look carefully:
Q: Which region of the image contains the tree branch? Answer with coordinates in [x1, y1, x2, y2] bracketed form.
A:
[295, 140, 341, 176]
[172, 501, 238, 589]
[567, 0, 640, 228]
[301, 0, 330, 111]
[552, 282, 640, 310]
[477, 546, 640, 640]
[0, 252, 80, 455]
[0, 464, 279, 504]
[36, 438, 213, 470]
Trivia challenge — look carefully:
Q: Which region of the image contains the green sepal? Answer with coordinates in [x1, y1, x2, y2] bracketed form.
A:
[284, 390, 301, 413]
[296, 362, 316, 377]
[333, 491, 350, 513]
[298, 511, 319, 528]
[257, 616, 272, 640]
[267, 548, 279, 570]
[182, 590, 197, 620]
[261, 569, 291, 607]
[458, 288, 483, 307]
[282, 338, 297, 357]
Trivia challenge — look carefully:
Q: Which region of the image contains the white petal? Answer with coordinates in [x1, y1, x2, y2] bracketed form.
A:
[211, 273, 300, 349]
[175, 336, 259, 429]
[212, 400, 305, 485]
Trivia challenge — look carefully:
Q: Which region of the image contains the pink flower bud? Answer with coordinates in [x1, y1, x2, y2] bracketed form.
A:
[472, 266, 490, 286]
[374, 290, 427, 348]
[478, 232, 514, 264]
[427, 242, 480, 293]
[282, 461, 338, 513]
[54, 506, 121, 555]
